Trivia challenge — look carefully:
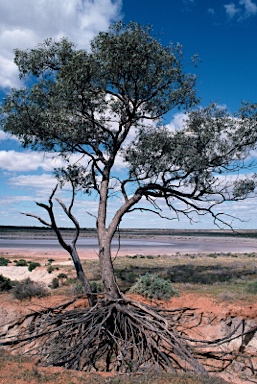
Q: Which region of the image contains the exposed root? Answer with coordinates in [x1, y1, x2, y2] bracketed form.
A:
[0, 298, 207, 374]
[1, 298, 257, 378]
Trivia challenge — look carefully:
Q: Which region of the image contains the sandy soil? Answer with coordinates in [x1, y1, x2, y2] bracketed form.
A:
[0, 248, 97, 283]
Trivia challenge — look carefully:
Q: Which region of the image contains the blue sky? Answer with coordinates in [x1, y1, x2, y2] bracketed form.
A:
[0, 0, 257, 229]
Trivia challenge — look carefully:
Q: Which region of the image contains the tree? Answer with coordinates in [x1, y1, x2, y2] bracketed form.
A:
[1, 22, 257, 374]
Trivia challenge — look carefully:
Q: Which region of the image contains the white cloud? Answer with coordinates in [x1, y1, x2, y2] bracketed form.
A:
[240, 0, 257, 15]
[224, 0, 257, 19]
[0, 131, 21, 142]
[8, 173, 56, 190]
[0, 150, 63, 171]
[224, 3, 240, 18]
[208, 8, 215, 15]
[166, 112, 188, 132]
[0, 0, 122, 89]
[0, 150, 97, 172]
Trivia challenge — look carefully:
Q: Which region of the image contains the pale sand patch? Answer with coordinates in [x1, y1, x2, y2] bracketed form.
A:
[0, 266, 60, 284]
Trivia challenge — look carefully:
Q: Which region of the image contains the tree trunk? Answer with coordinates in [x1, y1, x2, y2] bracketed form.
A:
[98, 232, 121, 299]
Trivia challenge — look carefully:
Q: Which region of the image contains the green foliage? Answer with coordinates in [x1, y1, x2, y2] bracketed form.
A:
[28, 262, 40, 272]
[130, 273, 179, 300]
[71, 281, 84, 295]
[90, 280, 104, 294]
[12, 278, 49, 300]
[246, 280, 257, 294]
[0, 257, 11, 266]
[15, 259, 28, 266]
[47, 265, 54, 274]
[208, 253, 218, 258]
[57, 273, 68, 279]
[0, 274, 12, 291]
[50, 278, 59, 289]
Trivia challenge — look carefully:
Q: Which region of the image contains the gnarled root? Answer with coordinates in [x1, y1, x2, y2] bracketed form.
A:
[0, 298, 208, 375]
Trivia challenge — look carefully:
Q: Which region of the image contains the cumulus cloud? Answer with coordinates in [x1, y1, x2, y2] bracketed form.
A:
[224, 3, 240, 17]
[0, 150, 65, 171]
[224, 0, 257, 20]
[8, 173, 56, 190]
[240, 0, 257, 16]
[0, 0, 122, 89]
[0, 150, 102, 172]
[0, 131, 19, 142]
[166, 112, 189, 132]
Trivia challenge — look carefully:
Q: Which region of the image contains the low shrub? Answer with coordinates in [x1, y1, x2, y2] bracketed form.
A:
[91, 280, 104, 293]
[0, 257, 11, 266]
[47, 265, 54, 274]
[28, 262, 40, 272]
[15, 259, 28, 266]
[246, 280, 257, 294]
[12, 278, 49, 300]
[0, 274, 12, 291]
[50, 277, 59, 289]
[130, 273, 179, 300]
[57, 273, 68, 279]
[71, 281, 84, 295]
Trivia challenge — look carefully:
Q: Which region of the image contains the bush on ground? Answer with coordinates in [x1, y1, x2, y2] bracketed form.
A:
[50, 277, 59, 289]
[28, 262, 41, 272]
[246, 280, 257, 294]
[12, 278, 49, 300]
[91, 280, 104, 293]
[71, 281, 84, 295]
[0, 274, 12, 291]
[15, 259, 28, 266]
[57, 273, 68, 279]
[0, 257, 11, 266]
[130, 273, 179, 300]
[47, 265, 54, 274]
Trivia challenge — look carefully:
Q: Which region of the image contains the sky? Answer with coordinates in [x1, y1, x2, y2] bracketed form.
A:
[0, 0, 257, 229]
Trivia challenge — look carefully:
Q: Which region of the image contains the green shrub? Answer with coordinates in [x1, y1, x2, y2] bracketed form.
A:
[91, 280, 104, 293]
[130, 273, 179, 300]
[28, 262, 41, 272]
[71, 281, 84, 295]
[50, 278, 59, 289]
[246, 280, 257, 294]
[12, 278, 49, 300]
[0, 257, 11, 266]
[15, 259, 28, 266]
[208, 253, 218, 258]
[57, 273, 68, 279]
[47, 265, 54, 274]
[0, 274, 12, 291]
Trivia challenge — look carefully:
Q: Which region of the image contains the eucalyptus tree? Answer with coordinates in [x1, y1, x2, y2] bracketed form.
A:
[1, 22, 198, 298]
[1, 22, 257, 373]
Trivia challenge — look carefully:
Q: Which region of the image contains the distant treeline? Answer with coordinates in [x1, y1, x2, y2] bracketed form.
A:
[0, 226, 257, 238]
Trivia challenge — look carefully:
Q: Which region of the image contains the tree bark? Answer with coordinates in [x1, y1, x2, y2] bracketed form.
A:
[98, 232, 121, 299]
[97, 177, 142, 298]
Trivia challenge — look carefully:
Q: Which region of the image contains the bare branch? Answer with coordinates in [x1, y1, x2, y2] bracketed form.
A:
[21, 212, 51, 227]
